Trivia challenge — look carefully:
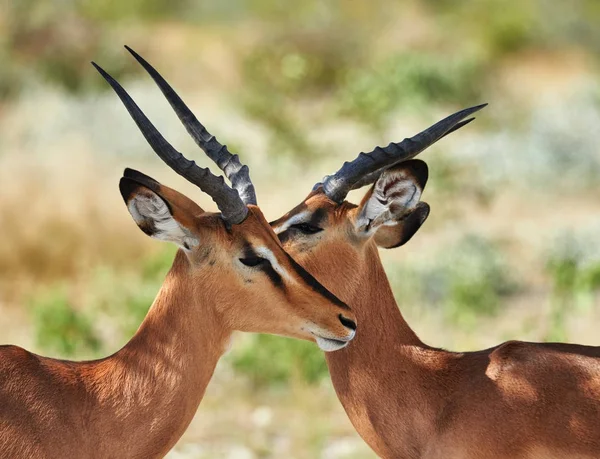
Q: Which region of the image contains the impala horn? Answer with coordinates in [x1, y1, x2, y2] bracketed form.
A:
[92, 55, 253, 225]
[318, 104, 487, 203]
[123, 45, 257, 207]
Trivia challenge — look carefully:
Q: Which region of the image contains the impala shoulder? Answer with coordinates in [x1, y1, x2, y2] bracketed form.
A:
[0, 345, 37, 365]
[486, 340, 533, 379]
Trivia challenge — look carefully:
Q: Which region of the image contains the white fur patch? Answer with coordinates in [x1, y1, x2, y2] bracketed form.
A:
[356, 171, 421, 235]
[272, 211, 311, 234]
[254, 246, 292, 281]
[128, 193, 198, 249]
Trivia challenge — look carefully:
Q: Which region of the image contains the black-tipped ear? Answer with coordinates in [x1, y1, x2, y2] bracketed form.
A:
[123, 167, 160, 185]
[119, 176, 172, 211]
[405, 159, 429, 192]
[119, 176, 142, 204]
[374, 202, 430, 249]
[121, 169, 163, 194]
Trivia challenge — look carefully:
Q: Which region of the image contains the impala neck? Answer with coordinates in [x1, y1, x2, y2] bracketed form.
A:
[324, 244, 438, 458]
[332, 244, 423, 348]
[89, 250, 230, 458]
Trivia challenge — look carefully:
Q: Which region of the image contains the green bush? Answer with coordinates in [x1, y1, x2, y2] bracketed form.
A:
[90, 247, 176, 337]
[229, 334, 328, 388]
[28, 247, 176, 357]
[238, 29, 365, 158]
[545, 232, 600, 340]
[337, 53, 484, 131]
[388, 235, 517, 327]
[31, 287, 101, 357]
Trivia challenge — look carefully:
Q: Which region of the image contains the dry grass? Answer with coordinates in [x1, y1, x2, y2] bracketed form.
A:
[0, 151, 153, 299]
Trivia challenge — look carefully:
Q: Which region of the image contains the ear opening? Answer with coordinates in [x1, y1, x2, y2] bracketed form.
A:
[119, 171, 200, 250]
[374, 201, 430, 249]
[355, 160, 429, 236]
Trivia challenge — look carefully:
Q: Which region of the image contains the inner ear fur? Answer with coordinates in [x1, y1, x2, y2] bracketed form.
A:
[355, 160, 429, 236]
[374, 201, 430, 249]
[123, 168, 204, 219]
[119, 168, 204, 247]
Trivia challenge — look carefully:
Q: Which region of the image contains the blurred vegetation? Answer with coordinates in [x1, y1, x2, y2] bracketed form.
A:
[230, 334, 328, 388]
[388, 235, 517, 328]
[29, 246, 176, 357]
[545, 231, 600, 341]
[31, 286, 101, 357]
[337, 53, 483, 131]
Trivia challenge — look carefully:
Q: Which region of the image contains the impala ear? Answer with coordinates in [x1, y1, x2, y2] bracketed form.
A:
[119, 168, 202, 251]
[374, 201, 430, 248]
[355, 160, 428, 243]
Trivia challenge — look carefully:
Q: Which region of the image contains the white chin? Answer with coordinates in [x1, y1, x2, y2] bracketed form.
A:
[315, 336, 349, 352]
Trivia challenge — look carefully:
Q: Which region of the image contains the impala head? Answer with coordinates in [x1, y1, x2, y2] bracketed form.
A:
[93, 47, 356, 351]
[270, 104, 487, 298]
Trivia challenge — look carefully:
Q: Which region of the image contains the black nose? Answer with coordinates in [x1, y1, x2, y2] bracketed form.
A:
[339, 314, 357, 331]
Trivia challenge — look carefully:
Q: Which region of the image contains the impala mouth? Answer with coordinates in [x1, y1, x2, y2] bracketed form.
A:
[312, 332, 353, 352]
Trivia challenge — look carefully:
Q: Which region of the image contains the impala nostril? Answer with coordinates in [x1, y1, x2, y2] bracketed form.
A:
[339, 314, 357, 331]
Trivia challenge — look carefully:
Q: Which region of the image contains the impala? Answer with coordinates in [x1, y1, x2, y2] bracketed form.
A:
[269, 109, 600, 458]
[0, 49, 357, 459]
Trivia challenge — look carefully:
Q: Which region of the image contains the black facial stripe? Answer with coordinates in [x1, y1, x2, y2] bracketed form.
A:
[307, 208, 326, 227]
[285, 253, 350, 310]
[277, 229, 293, 244]
[264, 264, 284, 289]
[242, 241, 285, 290]
[242, 241, 255, 260]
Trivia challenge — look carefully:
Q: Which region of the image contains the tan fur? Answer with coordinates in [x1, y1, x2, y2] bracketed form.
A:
[0, 179, 355, 458]
[273, 190, 600, 459]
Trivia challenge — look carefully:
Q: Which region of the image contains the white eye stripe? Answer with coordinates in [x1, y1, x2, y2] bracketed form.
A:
[273, 211, 311, 234]
[254, 246, 292, 281]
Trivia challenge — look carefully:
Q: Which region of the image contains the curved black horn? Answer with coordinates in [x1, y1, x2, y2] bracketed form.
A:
[320, 104, 487, 203]
[346, 116, 477, 191]
[124, 46, 257, 206]
[92, 62, 248, 224]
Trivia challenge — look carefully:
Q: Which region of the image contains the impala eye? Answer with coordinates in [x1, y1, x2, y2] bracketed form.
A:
[291, 223, 323, 234]
[239, 256, 269, 267]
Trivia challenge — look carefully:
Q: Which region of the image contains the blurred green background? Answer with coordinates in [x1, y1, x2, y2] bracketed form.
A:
[1, 1, 600, 457]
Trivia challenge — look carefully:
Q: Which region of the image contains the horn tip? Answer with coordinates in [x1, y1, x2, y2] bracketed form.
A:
[124, 45, 138, 57]
[91, 62, 108, 78]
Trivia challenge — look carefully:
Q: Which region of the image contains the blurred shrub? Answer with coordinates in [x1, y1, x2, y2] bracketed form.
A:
[2, 0, 600, 102]
[461, 94, 600, 194]
[431, 0, 600, 57]
[28, 246, 175, 357]
[0, 0, 203, 98]
[1, 1, 129, 97]
[545, 229, 600, 340]
[230, 334, 328, 388]
[389, 235, 517, 327]
[30, 287, 101, 357]
[90, 246, 176, 338]
[337, 53, 483, 131]
[238, 29, 366, 158]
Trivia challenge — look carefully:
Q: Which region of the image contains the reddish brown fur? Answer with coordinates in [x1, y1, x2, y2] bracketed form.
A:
[272, 190, 600, 459]
[0, 178, 355, 458]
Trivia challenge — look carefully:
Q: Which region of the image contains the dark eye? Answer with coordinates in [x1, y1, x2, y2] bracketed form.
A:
[291, 223, 323, 234]
[239, 256, 269, 267]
